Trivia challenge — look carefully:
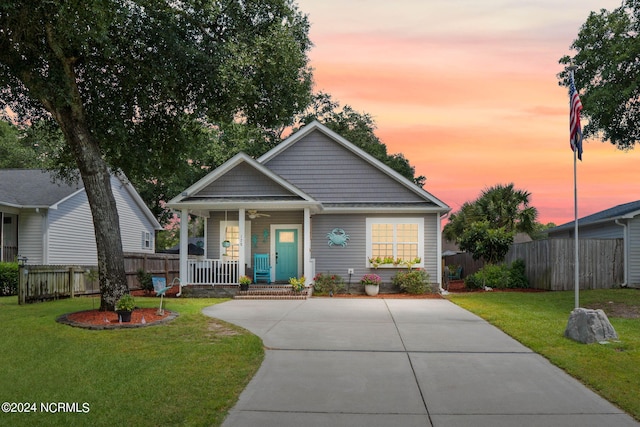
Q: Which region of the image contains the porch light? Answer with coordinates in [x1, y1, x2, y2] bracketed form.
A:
[17, 255, 28, 266]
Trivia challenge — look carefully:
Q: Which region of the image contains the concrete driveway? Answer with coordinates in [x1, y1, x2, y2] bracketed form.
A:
[202, 298, 638, 427]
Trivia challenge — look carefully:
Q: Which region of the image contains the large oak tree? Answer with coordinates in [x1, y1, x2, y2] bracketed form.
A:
[0, 0, 312, 309]
[560, 0, 640, 149]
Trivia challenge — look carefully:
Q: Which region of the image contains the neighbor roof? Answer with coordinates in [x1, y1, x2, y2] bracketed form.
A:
[550, 200, 640, 233]
[0, 169, 161, 229]
[0, 169, 83, 208]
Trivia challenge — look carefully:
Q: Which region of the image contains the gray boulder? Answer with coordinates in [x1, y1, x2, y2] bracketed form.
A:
[565, 308, 618, 344]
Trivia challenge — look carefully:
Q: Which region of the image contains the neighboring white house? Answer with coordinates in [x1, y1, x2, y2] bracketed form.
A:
[0, 169, 161, 265]
[548, 200, 640, 288]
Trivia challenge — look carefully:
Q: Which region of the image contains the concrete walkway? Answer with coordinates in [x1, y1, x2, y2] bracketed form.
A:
[202, 298, 639, 427]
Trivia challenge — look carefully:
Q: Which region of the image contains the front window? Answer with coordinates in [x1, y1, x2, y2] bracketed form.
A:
[219, 220, 252, 263]
[366, 218, 423, 267]
[221, 223, 240, 260]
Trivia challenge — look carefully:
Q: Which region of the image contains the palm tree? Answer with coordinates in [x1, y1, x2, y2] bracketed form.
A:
[475, 184, 538, 235]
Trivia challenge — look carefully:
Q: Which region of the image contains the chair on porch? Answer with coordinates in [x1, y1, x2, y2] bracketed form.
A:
[253, 253, 271, 284]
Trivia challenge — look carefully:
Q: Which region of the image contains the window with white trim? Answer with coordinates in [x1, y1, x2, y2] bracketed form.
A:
[366, 218, 424, 267]
[142, 231, 152, 249]
[220, 221, 252, 264]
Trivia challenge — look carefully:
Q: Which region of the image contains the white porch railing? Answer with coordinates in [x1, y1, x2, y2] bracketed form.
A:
[187, 259, 239, 285]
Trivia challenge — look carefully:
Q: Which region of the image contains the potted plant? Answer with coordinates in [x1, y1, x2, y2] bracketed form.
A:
[115, 293, 136, 322]
[239, 275, 251, 291]
[289, 276, 306, 292]
[361, 273, 381, 296]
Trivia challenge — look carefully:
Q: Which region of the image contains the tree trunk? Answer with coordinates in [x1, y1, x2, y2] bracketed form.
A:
[54, 109, 128, 311]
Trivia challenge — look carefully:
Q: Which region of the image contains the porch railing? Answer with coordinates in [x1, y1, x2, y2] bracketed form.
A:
[2, 245, 18, 262]
[187, 259, 239, 285]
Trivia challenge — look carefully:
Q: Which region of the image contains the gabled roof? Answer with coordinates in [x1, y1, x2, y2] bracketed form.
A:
[259, 121, 449, 213]
[0, 169, 83, 208]
[166, 153, 321, 212]
[550, 200, 640, 233]
[0, 169, 161, 229]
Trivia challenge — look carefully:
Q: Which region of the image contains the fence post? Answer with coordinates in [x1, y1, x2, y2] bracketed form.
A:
[18, 264, 25, 305]
[69, 266, 75, 299]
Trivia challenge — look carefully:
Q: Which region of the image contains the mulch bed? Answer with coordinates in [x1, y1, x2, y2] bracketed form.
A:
[328, 293, 443, 299]
[57, 308, 178, 330]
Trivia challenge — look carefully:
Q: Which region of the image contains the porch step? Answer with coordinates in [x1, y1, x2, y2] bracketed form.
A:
[234, 285, 312, 300]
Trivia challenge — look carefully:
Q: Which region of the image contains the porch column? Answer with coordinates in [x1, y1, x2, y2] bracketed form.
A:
[179, 209, 189, 285]
[303, 208, 311, 282]
[238, 208, 246, 279]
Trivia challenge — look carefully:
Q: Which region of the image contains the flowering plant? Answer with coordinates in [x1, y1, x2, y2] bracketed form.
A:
[313, 273, 345, 295]
[368, 256, 422, 268]
[360, 273, 382, 286]
[239, 275, 252, 285]
[289, 276, 306, 292]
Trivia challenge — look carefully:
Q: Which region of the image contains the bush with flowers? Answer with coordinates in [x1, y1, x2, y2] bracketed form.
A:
[360, 273, 382, 287]
[313, 272, 345, 295]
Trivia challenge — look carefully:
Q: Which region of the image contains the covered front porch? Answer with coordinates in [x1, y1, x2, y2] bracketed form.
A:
[166, 153, 323, 290]
[175, 207, 318, 288]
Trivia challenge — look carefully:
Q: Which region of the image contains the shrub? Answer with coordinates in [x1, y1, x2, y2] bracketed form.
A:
[289, 276, 306, 292]
[392, 269, 431, 294]
[464, 259, 529, 290]
[137, 269, 154, 293]
[0, 262, 19, 296]
[312, 272, 345, 295]
[115, 293, 136, 311]
[508, 259, 529, 288]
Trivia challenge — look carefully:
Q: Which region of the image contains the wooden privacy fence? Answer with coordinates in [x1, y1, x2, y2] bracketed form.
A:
[442, 253, 485, 280]
[18, 252, 180, 304]
[504, 238, 624, 291]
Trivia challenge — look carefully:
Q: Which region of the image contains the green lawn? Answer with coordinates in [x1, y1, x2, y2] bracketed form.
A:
[447, 289, 640, 421]
[0, 296, 263, 426]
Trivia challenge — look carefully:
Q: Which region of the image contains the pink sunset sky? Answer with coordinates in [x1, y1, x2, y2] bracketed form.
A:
[295, 0, 639, 226]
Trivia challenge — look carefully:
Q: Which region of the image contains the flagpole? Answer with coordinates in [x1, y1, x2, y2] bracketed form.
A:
[573, 140, 579, 309]
[569, 64, 580, 309]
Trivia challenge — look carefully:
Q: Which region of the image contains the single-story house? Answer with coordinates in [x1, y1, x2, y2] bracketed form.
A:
[167, 121, 450, 290]
[548, 200, 640, 288]
[0, 169, 162, 265]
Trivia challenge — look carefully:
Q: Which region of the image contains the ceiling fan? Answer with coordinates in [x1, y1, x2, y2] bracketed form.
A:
[247, 209, 271, 219]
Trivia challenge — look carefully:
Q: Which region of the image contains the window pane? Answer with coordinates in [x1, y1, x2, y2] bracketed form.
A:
[372, 223, 393, 242]
[397, 223, 418, 242]
[397, 243, 418, 260]
[372, 244, 393, 258]
[224, 225, 239, 259]
[279, 231, 295, 243]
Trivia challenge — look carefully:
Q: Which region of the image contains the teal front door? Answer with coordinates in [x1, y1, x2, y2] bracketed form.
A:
[275, 229, 298, 281]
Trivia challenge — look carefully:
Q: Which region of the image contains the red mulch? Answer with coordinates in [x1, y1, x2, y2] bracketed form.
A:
[66, 308, 170, 326]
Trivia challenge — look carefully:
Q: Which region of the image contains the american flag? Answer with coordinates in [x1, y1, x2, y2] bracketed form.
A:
[569, 71, 583, 160]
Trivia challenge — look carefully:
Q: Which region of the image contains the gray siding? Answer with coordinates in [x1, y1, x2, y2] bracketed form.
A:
[549, 223, 624, 239]
[629, 217, 640, 286]
[46, 176, 156, 264]
[264, 130, 427, 204]
[310, 213, 440, 286]
[47, 192, 97, 264]
[112, 177, 156, 254]
[196, 163, 295, 197]
[18, 211, 44, 264]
